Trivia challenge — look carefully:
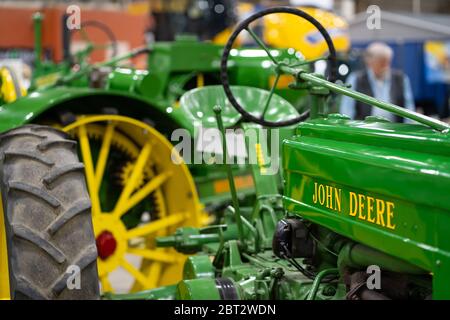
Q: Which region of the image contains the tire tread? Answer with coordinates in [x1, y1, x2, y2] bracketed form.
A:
[0, 125, 99, 300]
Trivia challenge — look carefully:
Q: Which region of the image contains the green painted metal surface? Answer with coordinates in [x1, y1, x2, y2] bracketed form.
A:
[0, 88, 165, 132]
[103, 285, 177, 300]
[176, 278, 222, 300]
[283, 116, 450, 298]
[183, 255, 215, 280]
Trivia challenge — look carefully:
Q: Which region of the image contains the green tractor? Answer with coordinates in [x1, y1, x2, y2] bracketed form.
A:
[3, 6, 449, 301]
[0, 10, 308, 298]
[106, 7, 450, 301]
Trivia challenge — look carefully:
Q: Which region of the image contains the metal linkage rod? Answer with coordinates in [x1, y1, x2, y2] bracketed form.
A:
[213, 105, 245, 243]
[56, 46, 151, 87]
[278, 65, 450, 132]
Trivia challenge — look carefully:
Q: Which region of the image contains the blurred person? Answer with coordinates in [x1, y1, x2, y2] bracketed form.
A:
[340, 42, 415, 122]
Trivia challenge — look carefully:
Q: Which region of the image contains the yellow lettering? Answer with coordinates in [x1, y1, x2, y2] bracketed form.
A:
[326, 185, 333, 209]
[349, 192, 357, 216]
[334, 188, 342, 213]
[312, 182, 318, 204]
[313, 183, 396, 231]
[386, 201, 396, 230]
[376, 199, 385, 227]
[358, 194, 366, 220]
[318, 184, 325, 206]
[367, 196, 375, 223]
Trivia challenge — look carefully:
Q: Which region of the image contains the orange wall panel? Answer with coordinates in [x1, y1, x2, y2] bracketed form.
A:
[0, 5, 150, 66]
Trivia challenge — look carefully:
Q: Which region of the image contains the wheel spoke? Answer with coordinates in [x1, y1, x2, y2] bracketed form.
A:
[126, 213, 185, 240]
[112, 142, 152, 218]
[146, 262, 162, 288]
[100, 275, 114, 293]
[127, 248, 177, 264]
[115, 171, 172, 218]
[78, 125, 101, 216]
[245, 27, 278, 65]
[94, 122, 115, 191]
[120, 258, 149, 288]
[261, 72, 281, 119]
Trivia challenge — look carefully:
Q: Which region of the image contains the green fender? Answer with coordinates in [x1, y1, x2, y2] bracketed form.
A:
[0, 87, 190, 133]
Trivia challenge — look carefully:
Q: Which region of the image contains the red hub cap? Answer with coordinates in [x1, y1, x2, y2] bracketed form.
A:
[96, 230, 117, 260]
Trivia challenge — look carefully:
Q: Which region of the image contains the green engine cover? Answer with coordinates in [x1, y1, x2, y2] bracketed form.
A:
[282, 115, 450, 298]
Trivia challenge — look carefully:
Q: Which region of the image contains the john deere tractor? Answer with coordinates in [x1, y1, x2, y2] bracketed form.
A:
[5, 6, 446, 301]
[0, 7, 326, 298]
[103, 7, 450, 301]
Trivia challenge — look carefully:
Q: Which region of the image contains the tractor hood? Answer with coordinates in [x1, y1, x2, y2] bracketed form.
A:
[283, 114, 450, 275]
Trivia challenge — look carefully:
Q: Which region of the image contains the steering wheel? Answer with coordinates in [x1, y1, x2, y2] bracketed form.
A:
[220, 7, 337, 127]
[70, 20, 118, 64]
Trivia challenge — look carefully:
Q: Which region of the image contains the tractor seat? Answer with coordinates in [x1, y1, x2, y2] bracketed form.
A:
[179, 85, 298, 129]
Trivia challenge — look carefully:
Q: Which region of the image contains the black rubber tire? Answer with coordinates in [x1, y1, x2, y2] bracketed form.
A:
[0, 125, 100, 300]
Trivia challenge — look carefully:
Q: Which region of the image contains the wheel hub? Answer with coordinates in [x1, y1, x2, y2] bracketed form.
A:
[92, 213, 128, 278]
[96, 230, 117, 260]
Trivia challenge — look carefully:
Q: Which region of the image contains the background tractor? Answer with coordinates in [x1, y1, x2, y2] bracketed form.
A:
[105, 7, 450, 301]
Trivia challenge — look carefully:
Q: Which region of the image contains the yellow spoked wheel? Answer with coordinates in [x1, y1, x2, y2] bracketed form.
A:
[63, 115, 204, 293]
